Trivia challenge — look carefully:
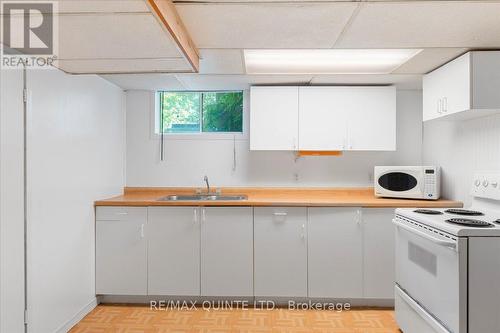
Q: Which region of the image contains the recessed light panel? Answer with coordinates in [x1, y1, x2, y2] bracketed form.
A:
[244, 49, 422, 74]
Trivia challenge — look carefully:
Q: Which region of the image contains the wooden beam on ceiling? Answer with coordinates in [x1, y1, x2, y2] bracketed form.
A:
[146, 0, 200, 72]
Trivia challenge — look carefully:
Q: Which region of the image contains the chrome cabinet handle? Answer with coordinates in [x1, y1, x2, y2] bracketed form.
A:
[442, 97, 447, 112]
[273, 211, 287, 222]
[393, 218, 457, 251]
[116, 212, 128, 216]
[202, 208, 206, 222]
[193, 208, 197, 224]
[437, 99, 442, 114]
[140, 224, 145, 238]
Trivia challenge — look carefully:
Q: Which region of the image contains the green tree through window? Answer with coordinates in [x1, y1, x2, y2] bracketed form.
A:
[160, 91, 243, 133]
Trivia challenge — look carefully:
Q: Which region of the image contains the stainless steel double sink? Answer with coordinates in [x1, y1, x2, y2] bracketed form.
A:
[157, 194, 248, 201]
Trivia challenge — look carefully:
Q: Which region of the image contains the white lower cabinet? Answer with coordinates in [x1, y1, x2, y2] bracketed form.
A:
[201, 207, 253, 296]
[308, 207, 395, 299]
[362, 208, 395, 299]
[96, 205, 395, 301]
[148, 207, 201, 296]
[308, 208, 363, 298]
[96, 207, 147, 295]
[254, 207, 308, 297]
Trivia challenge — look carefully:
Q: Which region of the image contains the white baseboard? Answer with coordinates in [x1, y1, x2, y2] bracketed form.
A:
[54, 298, 97, 333]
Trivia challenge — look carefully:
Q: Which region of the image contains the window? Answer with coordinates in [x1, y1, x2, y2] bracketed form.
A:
[158, 91, 243, 134]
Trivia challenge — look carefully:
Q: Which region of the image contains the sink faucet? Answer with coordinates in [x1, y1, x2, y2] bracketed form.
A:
[203, 175, 210, 194]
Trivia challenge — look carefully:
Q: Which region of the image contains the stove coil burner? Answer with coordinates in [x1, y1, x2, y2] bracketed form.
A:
[445, 218, 494, 227]
[444, 209, 484, 216]
[413, 209, 443, 215]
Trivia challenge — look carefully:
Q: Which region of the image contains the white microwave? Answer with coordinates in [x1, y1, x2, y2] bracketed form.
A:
[374, 166, 440, 200]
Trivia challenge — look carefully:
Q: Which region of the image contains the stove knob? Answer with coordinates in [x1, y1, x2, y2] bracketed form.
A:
[475, 179, 481, 187]
[483, 180, 489, 187]
[492, 181, 498, 188]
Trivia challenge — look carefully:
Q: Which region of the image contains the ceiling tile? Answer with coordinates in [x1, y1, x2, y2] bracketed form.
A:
[100, 74, 186, 90]
[56, 0, 149, 13]
[393, 48, 468, 74]
[176, 3, 359, 48]
[199, 49, 244, 74]
[54, 58, 192, 74]
[58, 13, 183, 59]
[336, 2, 500, 48]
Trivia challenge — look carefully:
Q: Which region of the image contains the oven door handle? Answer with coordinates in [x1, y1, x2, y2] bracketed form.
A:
[393, 219, 457, 251]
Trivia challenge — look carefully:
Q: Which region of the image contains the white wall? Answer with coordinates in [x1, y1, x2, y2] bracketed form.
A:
[26, 68, 125, 333]
[423, 114, 500, 206]
[0, 69, 26, 333]
[126, 90, 423, 187]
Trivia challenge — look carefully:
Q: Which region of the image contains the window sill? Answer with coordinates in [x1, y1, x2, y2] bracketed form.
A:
[151, 132, 248, 141]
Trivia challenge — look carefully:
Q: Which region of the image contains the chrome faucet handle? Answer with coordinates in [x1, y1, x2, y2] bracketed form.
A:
[215, 188, 222, 195]
[195, 188, 202, 194]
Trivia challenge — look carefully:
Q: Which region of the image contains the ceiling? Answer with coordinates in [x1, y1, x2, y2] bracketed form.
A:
[38, 0, 500, 89]
[48, 0, 193, 74]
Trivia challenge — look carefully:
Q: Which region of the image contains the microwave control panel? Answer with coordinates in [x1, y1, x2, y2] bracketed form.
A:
[423, 167, 439, 199]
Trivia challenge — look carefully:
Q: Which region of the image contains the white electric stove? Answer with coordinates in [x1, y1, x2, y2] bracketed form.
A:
[394, 172, 500, 333]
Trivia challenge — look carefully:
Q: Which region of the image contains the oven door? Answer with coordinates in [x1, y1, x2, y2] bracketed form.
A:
[394, 216, 467, 333]
[376, 168, 423, 198]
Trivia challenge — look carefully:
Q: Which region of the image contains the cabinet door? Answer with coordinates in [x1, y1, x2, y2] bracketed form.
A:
[441, 53, 470, 116]
[201, 207, 253, 296]
[362, 208, 395, 299]
[96, 207, 147, 295]
[250, 86, 299, 150]
[347, 87, 396, 151]
[308, 208, 363, 298]
[423, 53, 471, 120]
[148, 207, 200, 296]
[298, 87, 348, 150]
[423, 69, 443, 121]
[254, 207, 307, 297]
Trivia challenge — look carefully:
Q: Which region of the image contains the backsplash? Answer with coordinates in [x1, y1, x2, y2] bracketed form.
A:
[423, 113, 500, 205]
[126, 90, 423, 188]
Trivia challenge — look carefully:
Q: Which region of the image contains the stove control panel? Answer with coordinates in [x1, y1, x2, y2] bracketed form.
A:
[472, 172, 500, 200]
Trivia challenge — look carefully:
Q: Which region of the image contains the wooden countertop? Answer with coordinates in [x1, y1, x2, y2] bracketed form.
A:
[95, 187, 463, 208]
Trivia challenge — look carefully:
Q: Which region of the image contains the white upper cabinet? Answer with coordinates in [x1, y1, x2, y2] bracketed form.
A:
[250, 86, 299, 150]
[423, 51, 500, 121]
[300, 86, 396, 151]
[250, 86, 396, 151]
[298, 87, 349, 150]
[347, 87, 396, 151]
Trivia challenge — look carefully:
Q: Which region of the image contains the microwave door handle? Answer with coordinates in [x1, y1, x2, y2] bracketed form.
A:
[392, 219, 457, 251]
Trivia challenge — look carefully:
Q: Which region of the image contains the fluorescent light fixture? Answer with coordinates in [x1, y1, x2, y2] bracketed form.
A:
[244, 49, 422, 74]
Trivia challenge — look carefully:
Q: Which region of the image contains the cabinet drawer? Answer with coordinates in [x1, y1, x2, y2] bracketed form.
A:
[96, 206, 147, 222]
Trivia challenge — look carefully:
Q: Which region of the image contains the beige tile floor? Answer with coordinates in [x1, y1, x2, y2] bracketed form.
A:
[70, 305, 400, 333]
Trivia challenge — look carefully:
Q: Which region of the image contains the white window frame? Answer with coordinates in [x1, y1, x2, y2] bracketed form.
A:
[150, 90, 248, 141]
